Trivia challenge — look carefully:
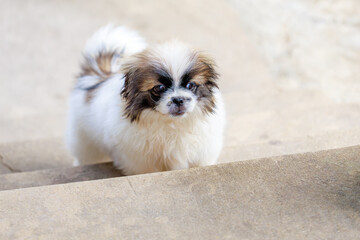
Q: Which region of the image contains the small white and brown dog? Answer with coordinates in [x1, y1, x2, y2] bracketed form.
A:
[66, 25, 225, 175]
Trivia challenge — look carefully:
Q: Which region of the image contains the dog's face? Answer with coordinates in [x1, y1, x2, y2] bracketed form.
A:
[121, 41, 218, 122]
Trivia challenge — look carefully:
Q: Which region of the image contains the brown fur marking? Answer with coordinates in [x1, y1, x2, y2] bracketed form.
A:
[80, 52, 117, 78]
[185, 52, 219, 114]
[121, 51, 161, 121]
[79, 52, 120, 103]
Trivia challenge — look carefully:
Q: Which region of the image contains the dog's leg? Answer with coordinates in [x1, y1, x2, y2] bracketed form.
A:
[168, 161, 189, 171]
[67, 127, 109, 166]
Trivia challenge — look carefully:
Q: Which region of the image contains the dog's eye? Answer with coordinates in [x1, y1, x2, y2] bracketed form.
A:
[186, 82, 197, 91]
[153, 84, 166, 94]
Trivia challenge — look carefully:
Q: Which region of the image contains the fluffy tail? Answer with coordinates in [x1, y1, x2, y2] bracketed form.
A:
[76, 24, 147, 90]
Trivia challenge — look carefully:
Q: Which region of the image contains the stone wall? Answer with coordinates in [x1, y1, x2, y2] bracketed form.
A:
[230, 0, 360, 102]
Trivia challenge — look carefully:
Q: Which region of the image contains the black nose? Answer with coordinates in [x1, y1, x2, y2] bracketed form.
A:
[172, 97, 184, 106]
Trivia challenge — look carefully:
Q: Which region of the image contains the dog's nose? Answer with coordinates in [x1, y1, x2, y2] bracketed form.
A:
[172, 97, 184, 106]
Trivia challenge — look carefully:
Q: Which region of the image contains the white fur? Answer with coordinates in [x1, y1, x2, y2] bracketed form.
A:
[151, 40, 194, 83]
[84, 24, 147, 58]
[76, 25, 147, 90]
[66, 25, 225, 175]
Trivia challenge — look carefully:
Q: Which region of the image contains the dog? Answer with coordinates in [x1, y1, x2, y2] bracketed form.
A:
[66, 25, 225, 175]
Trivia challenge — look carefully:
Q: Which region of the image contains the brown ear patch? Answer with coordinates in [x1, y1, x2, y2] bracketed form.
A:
[120, 52, 165, 122]
[78, 52, 122, 103]
[181, 52, 219, 114]
[182, 52, 219, 88]
[139, 77, 160, 92]
[80, 52, 118, 78]
[121, 51, 162, 92]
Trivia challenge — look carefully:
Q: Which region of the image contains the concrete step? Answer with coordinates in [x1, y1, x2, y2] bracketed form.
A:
[222, 128, 360, 163]
[0, 114, 66, 144]
[0, 138, 72, 174]
[2, 124, 360, 175]
[0, 145, 359, 239]
[1, 139, 360, 191]
[225, 94, 360, 146]
[0, 163, 122, 191]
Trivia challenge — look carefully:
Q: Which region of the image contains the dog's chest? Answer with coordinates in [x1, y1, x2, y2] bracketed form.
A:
[120, 122, 203, 159]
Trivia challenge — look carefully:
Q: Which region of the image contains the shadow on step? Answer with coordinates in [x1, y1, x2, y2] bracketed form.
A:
[0, 163, 124, 191]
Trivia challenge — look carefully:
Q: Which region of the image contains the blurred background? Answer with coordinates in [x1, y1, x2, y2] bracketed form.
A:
[0, 0, 360, 173]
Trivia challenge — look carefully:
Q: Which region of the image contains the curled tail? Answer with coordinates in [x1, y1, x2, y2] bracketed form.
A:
[76, 24, 147, 90]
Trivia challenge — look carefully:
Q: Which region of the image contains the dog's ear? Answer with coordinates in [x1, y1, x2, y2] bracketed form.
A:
[194, 52, 219, 89]
[121, 51, 154, 97]
[121, 58, 140, 100]
[186, 52, 219, 115]
[120, 52, 155, 122]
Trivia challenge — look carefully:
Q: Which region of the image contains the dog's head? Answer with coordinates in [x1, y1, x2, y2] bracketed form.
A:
[121, 41, 219, 122]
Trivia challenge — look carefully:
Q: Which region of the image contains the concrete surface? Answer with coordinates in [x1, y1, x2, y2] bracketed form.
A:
[0, 1, 359, 239]
[0, 162, 123, 191]
[1, 145, 359, 239]
[0, 138, 72, 174]
[230, 0, 360, 102]
[1, 0, 360, 173]
[2, 125, 360, 174]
